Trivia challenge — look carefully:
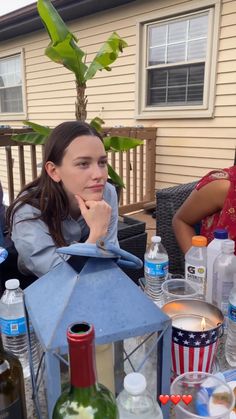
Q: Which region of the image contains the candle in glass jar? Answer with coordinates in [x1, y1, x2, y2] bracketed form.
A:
[172, 315, 215, 331]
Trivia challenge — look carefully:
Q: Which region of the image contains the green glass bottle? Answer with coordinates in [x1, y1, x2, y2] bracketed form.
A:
[0, 333, 27, 419]
[53, 322, 119, 419]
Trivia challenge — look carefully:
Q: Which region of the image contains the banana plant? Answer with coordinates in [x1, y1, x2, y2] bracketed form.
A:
[37, 0, 128, 121]
[12, 0, 143, 187]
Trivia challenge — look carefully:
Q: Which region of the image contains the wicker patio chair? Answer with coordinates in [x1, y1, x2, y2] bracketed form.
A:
[156, 181, 198, 275]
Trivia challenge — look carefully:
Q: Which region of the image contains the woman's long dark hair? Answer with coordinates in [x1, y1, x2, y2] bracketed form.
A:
[6, 121, 103, 247]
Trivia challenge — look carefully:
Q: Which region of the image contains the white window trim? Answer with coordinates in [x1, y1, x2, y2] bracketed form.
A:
[0, 48, 27, 121]
[135, 0, 221, 119]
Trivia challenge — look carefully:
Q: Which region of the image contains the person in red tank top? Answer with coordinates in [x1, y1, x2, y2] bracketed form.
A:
[172, 166, 236, 254]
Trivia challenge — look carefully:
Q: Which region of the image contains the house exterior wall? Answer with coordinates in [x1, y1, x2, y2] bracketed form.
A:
[0, 0, 235, 194]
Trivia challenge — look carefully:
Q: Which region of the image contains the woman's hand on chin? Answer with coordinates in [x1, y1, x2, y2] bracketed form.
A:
[75, 195, 112, 242]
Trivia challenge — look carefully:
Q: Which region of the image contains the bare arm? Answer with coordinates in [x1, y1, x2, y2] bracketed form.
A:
[172, 179, 230, 254]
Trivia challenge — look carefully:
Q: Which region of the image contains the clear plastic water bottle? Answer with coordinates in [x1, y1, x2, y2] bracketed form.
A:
[225, 284, 236, 366]
[116, 372, 163, 418]
[185, 235, 207, 298]
[0, 279, 39, 378]
[206, 228, 228, 303]
[212, 240, 236, 318]
[144, 236, 169, 307]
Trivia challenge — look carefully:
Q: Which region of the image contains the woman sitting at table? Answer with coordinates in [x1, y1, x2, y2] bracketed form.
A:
[6, 121, 119, 279]
[172, 166, 236, 254]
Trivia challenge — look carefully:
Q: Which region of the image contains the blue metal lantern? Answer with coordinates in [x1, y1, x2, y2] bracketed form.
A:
[24, 240, 172, 419]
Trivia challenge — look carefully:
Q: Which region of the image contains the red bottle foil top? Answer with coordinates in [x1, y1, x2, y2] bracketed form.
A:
[67, 322, 96, 388]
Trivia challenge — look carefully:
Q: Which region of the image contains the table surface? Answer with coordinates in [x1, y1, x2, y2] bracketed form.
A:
[25, 334, 230, 419]
[25, 376, 48, 419]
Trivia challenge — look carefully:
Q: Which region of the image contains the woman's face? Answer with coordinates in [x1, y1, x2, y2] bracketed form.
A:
[48, 135, 108, 201]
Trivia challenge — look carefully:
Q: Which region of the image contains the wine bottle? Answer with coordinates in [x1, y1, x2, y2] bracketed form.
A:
[53, 322, 119, 419]
[0, 333, 27, 418]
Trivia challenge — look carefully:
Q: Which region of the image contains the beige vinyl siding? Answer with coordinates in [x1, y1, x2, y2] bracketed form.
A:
[0, 0, 236, 197]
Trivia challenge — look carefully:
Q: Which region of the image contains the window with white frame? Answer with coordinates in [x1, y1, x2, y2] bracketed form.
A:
[137, 3, 220, 118]
[0, 54, 23, 113]
[147, 13, 208, 106]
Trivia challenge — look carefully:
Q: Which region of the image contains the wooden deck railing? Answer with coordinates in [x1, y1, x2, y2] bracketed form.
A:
[0, 127, 157, 214]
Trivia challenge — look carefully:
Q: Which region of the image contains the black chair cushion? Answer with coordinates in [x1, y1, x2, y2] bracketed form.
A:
[156, 181, 198, 275]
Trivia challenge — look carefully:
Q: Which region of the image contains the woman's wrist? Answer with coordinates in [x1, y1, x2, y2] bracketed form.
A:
[86, 231, 104, 243]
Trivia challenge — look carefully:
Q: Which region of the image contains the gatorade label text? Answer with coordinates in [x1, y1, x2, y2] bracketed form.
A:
[185, 263, 206, 294]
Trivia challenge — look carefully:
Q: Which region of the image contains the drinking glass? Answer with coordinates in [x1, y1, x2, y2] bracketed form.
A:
[161, 278, 200, 303]
[171, 371, 235, 418]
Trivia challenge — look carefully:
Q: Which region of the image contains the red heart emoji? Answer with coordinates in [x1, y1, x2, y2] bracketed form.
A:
[159, 394, 170, 405]
[170, 394, 181, 405]
[182, 394, 192, 405]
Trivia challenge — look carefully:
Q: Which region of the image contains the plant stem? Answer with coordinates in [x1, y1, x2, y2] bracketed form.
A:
[75, 81, 88, 121]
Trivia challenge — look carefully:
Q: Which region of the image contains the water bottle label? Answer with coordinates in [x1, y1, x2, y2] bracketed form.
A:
[0, 398, 24, 418]
[144, 260, 169, 277]
[228, 303, 236, 322]
[0, 316, 26, 336]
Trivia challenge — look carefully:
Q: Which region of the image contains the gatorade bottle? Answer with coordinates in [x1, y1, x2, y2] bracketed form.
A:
[185, 235, 207, 298]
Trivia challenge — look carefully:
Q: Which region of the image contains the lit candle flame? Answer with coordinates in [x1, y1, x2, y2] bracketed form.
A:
[201, 317, 206, 331]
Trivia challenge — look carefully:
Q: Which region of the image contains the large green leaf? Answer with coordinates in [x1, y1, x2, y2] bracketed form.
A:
[85, 32, 128, 81]
[37, 2, 127, 85]
[23, 120, 51, 136]
[11, 132, 48, 145]
[90, 117, 104, 134]
[45, 35, 87, 84]
[108, 164, 125, 188]
[11, 121, 51, 144]
[37, 0, 71, 43]
[37, 0, 87, 84]
[104, 136, 143, 152]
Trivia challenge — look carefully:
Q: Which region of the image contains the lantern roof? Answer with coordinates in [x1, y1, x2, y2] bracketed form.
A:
[24, 243, 170, 352]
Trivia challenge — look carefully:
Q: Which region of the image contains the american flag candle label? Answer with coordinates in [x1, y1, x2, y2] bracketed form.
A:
[171, 325, 221, 375]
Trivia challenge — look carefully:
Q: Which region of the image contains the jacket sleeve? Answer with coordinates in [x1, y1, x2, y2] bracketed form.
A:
[103, 182, 119, 247]
[11, 206, 67, 278]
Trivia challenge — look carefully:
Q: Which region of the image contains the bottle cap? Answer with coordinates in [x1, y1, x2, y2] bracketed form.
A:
[5, 279, 20, 290]
[124, 372, 147, 395]
[151, 236, 161, 243]
[213, 229, 228, 240]
[221, 239, 235, 254]
[192, 235, 207, 247]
